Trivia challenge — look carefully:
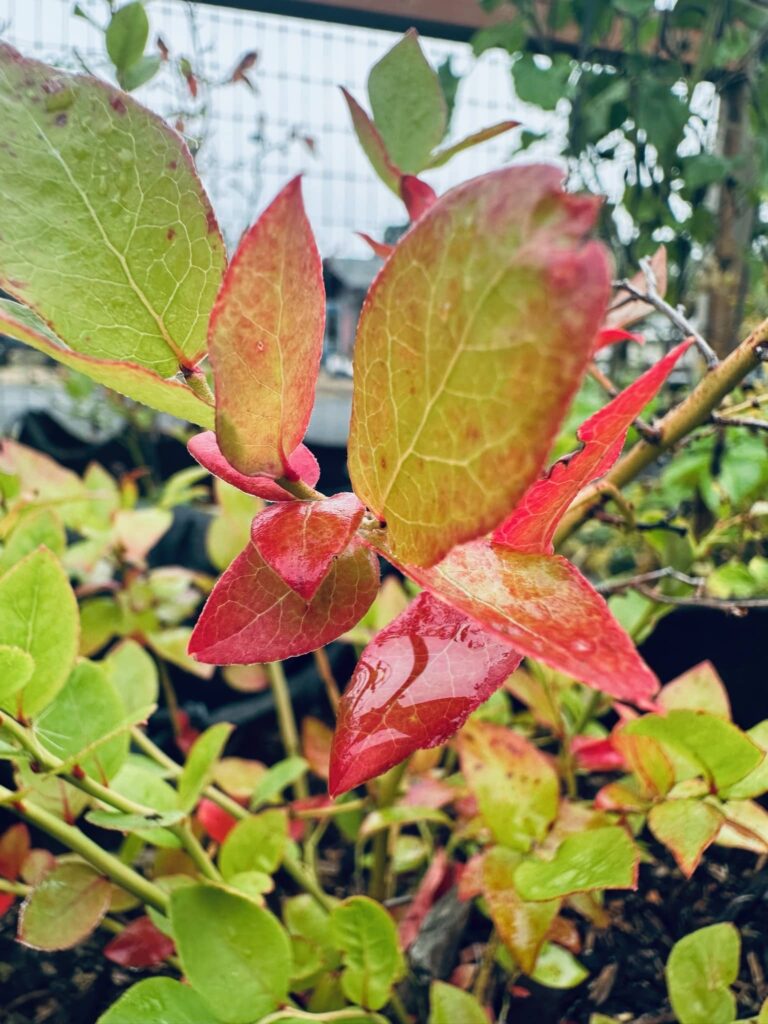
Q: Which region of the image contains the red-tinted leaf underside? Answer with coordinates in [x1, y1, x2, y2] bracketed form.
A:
[189, 537, 379, 664]
[492, 341, 692, 554]
[188, 431, 319, 501]
[251, 492, 366, 600]
[103, 915, 175, 968]
[330, 591, 521, 794]
[400, 175, 437, 221]
[593, 327, 644, 352]
[398, 540, 659, 704]
[207, 176, 325, 478]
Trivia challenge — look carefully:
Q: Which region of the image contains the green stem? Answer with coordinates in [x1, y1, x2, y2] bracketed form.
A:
[368, 760, 408, 902]
[282, 850, 335, 912]
[2, 716, 220, 882]
[0, 784, 168, 913]
[472, 929, 499, 1004]
[267, 661, 309, 800]
[388, 990, 412, 1024]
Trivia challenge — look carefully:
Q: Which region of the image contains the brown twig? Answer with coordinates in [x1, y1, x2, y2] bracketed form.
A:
[711, 412, 768, 432]
[596, 568, 704, 595]
[555, 316, 768, 544]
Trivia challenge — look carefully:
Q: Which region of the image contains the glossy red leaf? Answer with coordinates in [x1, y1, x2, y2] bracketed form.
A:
[208, 177, 325, 478]
[104, 915, 175, 968]
[196, 798, 238, 843]
[402, 541, 659, 704]
[189, 537, 379, 665]
[250, 492, 365, 600]
[492, 341, 691, 554]
[593, 327, 644, 352]
[349, 165, 611, 567]
[357, 233, 395, 260]
[188, 431, 319, 500]
[400, 175, 437, 221]
[329, 591, 521, 795]
[0, 824, 30, 881]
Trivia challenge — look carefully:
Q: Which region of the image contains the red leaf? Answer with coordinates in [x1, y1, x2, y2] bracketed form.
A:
[103, 915, 175, 968]
[572, 735, 625, 772]
[189, 537, 379, 665]
[593, 327, 645, 352]
[492, 341, 691, 554]
[398, 848, 452, 950]
[196, 798, 238, 843]
[188, 431, 319, 500]
[357, 232, 394, 259]
[329, 591, 520, 795]
[250, 492, 365, 600]
[229, 50, 258, 84]
[208, 177, 325, 478]
[0, 893, 14, 918]
[400, 175, 437, 221]
[401, 541, 659, 704]
[0, 824, 30, 881]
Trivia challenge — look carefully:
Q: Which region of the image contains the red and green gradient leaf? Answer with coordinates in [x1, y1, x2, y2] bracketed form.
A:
[189, 538, 379, 665]
[348, 165, 611, 567]
[493, 341, 692, 554]
[208, 177, 325, 478]
[402, 540, 659, 703]
[188, 431, 319, 501]
[251, 492, 366, 601]
[400, 175, 437, 222]
[341, 87, 402, 194]
[329, 591, 521, 795]
[647, 799, 723, 878]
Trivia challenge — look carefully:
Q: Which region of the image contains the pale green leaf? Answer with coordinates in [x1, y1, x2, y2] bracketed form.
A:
[106, 2, 149, 72]
[428, 981, 488, 1023]
[102, 639, 159, 716]
[666, 923, 739, 1024]
[0, 46, 225, 376]
[515, 827, 638, 901]
[19, 862, 111, 949]
[0, 547, 79, 717]
[178, 723, 233, 813]
[330, 896, 406, 1010]
[647, 799, 722, 876]
[0, 300, 215, 427]
[531, 942, 589, 989]
[0, 509, 65, 572]
[0, 645, 35, 704]
[170, 884, 291, 1024]
[367, 30, 446, 174]
[97, 978, 219, 1024]
[218, 808, 287, 879]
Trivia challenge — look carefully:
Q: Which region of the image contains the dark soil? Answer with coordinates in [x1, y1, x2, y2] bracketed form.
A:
[0, 906, 173, 1024]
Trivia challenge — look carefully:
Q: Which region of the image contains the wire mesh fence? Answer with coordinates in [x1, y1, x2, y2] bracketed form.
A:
[0, 0, 535, 257]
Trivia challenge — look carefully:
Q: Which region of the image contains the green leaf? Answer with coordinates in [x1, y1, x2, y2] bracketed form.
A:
[482, 846, 559, 974]
[515, 827, 638, 901]
[647, 799, 723, 877]
[530, 942, 589, 989]
[717, 799, 768, 854]
[666, 923, 739, 1024]
[625, 710, 762, 791]
[0, 547, 79, 717]
[0, 301, 215, 427]
[359, 805, 450, 837]
[97, 978, 220, 1024]
[250, 756, 308, 809]
[18, 862, 111, 949]
[458, 720, 559, 852]
[0, 645, 35, 704]
[106, 2, 149, 72]
[86, 809, 186, 831]
[110, 759, 182, 848]
[427, 120, 518, 169]
[206, 478, 264, 571]
[367, 29, 447, 174]
[512, 53, 572, 110]
[0, 45, 225, 376]
[284, 894, 341, 972]
[118, 54, 161, 92]
[429, 981, 488, 1023]
[35, 660, 130, 781]
[146, 628, 214, 680]
[218, 809, 288, 879]
[472, 21, 526, 56]
[102, 639, 159, 716]
[330, 896, 406, 1011]
[170, 884, 292, 1024]
[178, 723, 233, 813]
[341, 87, 402, 194]
[0, 509, 65, 572]
[79, 596, 125, 657]
[658, 661, 731, 719]
[348, 165, 609, 566]
[722, 720, 768, 800]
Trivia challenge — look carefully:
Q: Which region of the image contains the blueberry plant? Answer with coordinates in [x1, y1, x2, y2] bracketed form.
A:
[2, 26, 768, 1023]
